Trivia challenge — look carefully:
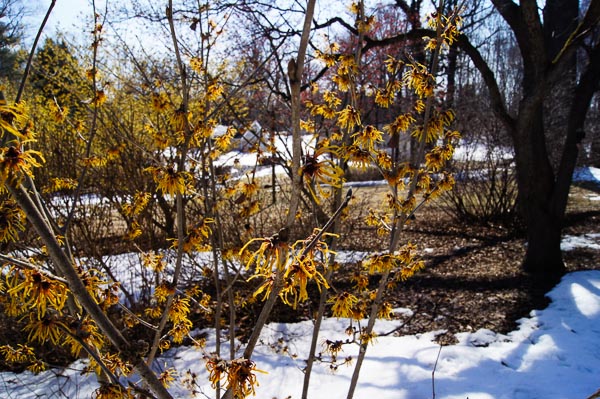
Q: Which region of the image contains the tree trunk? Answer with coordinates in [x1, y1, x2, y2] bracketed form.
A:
[513, 96, 566, 278]
[523, 205, 564, 277]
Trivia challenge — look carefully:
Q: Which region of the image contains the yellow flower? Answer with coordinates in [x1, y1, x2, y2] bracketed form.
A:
[240, 228, 290, 275]
[414, 99, 425, 113]
[437, 172, 455, 192]
[159, 367, 178, 388]
[316, 49, 337, 67]
[121, 191, 151, 217]
[79, 156, 107, 168]
[141, 251, 166, 273]
[92, 90, 106, 106]
[351, 271, 369, 291]
[318, 104, 337, 119]
[124, 220, 142, 241]
[359, 330, 377, 346]
[0, 144, 44, 186]
[43, 177, 78, 194]
[159, 339, 171, 352]
[300, 146, 344, 203]
[93, 383, 134, 399]
[328, 292, 359, 319]
[322, 339, 345, 357]
[343, 144, 371, 170]
[281, 252, 329, 308]
[384, 113, 415, 136]
[213, 126, 236, 151]
[404, 63, 434, 99]
[424, 37, 438, 52]
[336, 105, 361, 130]
[145, 166, 191, 197]
[145, 305, 163, 319]
[154, 281, 176, 303]
[241, 181, 259, 197]
[300, 119, 315, 133]
[206, 82, 224, 102]
[168, 296, 191, 324]
[206, 355, 227, 389]
[64, 317, 105, 357]
[378, 301, 394, 319]
[332, 73, 352, 92]
[24, 313, 66, 345]
[181, 218, 214, 252]
[169, 318, 192, 344]
[352, 125, 383, 152]
[239, 200, 260, 218]
[150, 92, 171, 112]
[0, 101, 34, 140]
[250, 272, 276, 302]
[323, 90, 342, 107]
[27, 360, 47, 374]
[7, 269, 68, 319]
[417, 172, 433, 190]
[363, 254, 399, 274]
[190, 57, 203, 73]
[0, 344, 36, 364]
[0, 199, 26, 242]
[385, 55, 404, 74]
[375, 89, 393, 108]
[170, 106, 189, 132]
[425, 147, 446, 171]
[226, 358, 263, 398]
[376, 151, 392, 170]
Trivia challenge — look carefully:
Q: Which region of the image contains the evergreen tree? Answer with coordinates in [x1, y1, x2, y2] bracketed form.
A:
[0, 0, 24, 81]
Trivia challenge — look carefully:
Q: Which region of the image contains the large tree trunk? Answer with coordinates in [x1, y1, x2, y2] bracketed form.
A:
[513, 98, 567, 278]
[523, 206, 564, 276]
[480, 0, 600, 280]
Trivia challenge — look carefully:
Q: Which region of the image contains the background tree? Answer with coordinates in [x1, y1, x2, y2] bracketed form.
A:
[457, 0, 600, 279]
[0, 0, 24, 82]
[356, 0, 600, 281]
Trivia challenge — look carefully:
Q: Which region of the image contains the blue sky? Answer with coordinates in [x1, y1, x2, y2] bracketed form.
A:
[27, 0, 102, 40]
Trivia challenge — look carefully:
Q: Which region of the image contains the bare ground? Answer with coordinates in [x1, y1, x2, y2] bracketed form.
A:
[258, 184, 600, 344]
[342, 184, 600, 343]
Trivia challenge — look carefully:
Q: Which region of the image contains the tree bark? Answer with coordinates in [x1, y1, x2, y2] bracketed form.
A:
[484, 0, 600, 279]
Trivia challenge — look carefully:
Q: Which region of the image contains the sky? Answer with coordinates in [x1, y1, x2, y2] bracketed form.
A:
[25, 0, 104, 42]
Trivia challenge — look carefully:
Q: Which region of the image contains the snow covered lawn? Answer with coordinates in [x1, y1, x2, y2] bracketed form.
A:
[1, 267, 599, 399]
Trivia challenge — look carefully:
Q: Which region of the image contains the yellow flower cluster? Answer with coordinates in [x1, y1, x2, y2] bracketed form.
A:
[43, 177, 78, 194]
[93, 383, 134, 399]
[0, 199, 26, 242]
[328, 292, 359, 319]
[300, 145, 345, 204]
[122, 191, 151, 217]
[145, 165, 192, 197]
[0, 344, 46, 373]
[205, 356, 264, 398]
[6, 269, 68, 320]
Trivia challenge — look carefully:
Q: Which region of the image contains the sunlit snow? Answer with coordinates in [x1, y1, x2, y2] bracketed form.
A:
[1, 240, 600, 398]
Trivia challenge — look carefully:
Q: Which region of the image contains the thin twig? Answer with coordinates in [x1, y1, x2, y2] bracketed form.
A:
[15, 1, 56, 103]
[432, 344, 443, 399]
[0, 254, 68, 285]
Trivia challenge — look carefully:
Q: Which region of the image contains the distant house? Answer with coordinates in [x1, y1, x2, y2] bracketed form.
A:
[237, 120, 270, 151]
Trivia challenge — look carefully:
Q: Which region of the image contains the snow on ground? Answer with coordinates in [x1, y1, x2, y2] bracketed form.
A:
[573, 166, 600, 184]
[573, 166, 600, 201]
[561, 233, 600, 251]
[2, 161, 598, 398]
[452, 141, 513, 162]
[1, 236, 600, 398]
